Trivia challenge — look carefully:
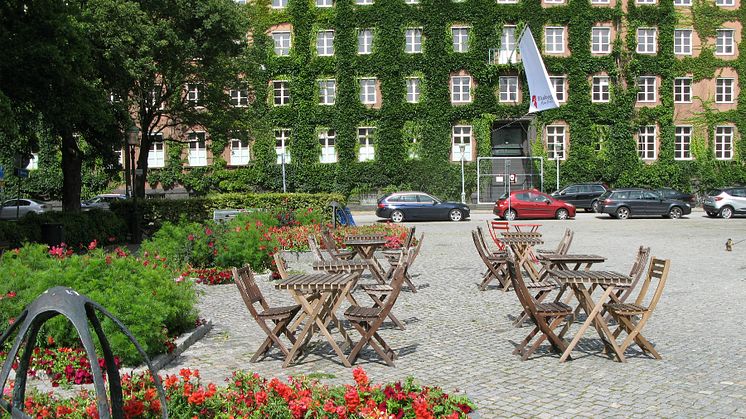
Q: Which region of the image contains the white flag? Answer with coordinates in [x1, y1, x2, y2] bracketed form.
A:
[518, 26, 559, 113]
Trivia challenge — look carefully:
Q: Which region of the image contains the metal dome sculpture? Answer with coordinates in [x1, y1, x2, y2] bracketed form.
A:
[0, 287, 168, 418]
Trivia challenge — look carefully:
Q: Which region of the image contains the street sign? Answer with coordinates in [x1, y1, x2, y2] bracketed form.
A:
[14, 168, 29, 178]
[510, 173, 518, 184]
[0, 165, 4, 179]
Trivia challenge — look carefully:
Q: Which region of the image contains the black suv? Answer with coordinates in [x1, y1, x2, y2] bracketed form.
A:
[551, 183, 609, 212]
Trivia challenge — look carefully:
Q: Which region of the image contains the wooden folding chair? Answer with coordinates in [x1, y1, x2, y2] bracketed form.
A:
[345, 250, 412, 366]
[272, 252, 290, 280]
[505, 250, 573, 360]
[536, 228, 574, 255]
[321, 228, 356, 261]
[476, 226, 506, 258]
[232, 266, 302, 362]
[383, 233, 423, 292]
[604, 257, 670, 359]
[307, 235, 326, 262]
[614, 246, 652, 304]
[472, 229, 509, 291]
[382, 226, 416, 259]
[487, 220, 510, 252]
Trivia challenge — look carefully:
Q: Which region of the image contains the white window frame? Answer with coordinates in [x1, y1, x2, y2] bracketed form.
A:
[230, 88, 249, 107]
[546, 125, 566, 160]
[316, 0, 333, 7]
[318, 79, 336, 105]
[26, 153, 39, 170]
[674, 29, 692, 55]
[636, 28, 657, 54]
[592, 76, 610, 103]
[273, 80, 290, 106]
[187, 132, 208, 167]
[544, 0, 564, 4]
[358, 28, 373, 54]
[591, 0, 610, 4]
[715, 78, 734, 103]
[316, 30, 335, 56]
[451, 125, 473, 162]
[497, 0, 518, 3]
[359, 78, 377, 104]
[356, 0, 373, 4]
[591, 27, 611, 54]
[674, 0, 691, 5]
[186, 83, 201, 105]
[272, 31, 291, 56]
[275, 129, 291, 164]
[358, 127, 375, 162]
[319, 129, 337, 163]
[637, 76, 657, 103]
[405, 28, 423, 53]
[716, 0, 734, 6]
[499, 76, 518, 103]
[271, 0, 287, 8]
[714, 126, 734, 160]
[674, 126, 693, 161]
[499, 25, 517, 64]
[148, 134, 165, 168]
[452, 26, 470, 53]
[637, 125, 657, 160]
[230, 139, 251, 166]
[544, 27, 565, 54]
[451, 75, 472, 103]
[406, 77, 421, 103]
[405, 0, 419, 4]
[636, 0, 656, 4]
[715, 29, 735, 55]
[550, 76, 566, 103]
[674, 77, 692, 103]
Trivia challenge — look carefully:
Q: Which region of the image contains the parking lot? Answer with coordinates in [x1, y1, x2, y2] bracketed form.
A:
[163, 209, 746, 417]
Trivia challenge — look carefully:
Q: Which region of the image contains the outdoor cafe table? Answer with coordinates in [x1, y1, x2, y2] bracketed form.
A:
[344, 236, 389, 284]
[275, 272, 356, 368]
[537, 253, 607, 280]
[545, 269, 633, 362]
[499, 232, 544, 282]
[512, 223, 542, 233]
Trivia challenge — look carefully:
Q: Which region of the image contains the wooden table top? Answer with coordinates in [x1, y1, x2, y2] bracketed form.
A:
[275, 273, 355, 290]
[312, 260, 369, 270]
[546, 270, 632, 286]
[499, 232, 544, 245]
[537, 253, 607, 263]
[344, 237, 388, 246]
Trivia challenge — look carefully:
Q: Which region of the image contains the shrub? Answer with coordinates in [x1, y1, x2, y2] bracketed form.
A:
[0, 245, 197, 365]
[0, 210, 128, 249]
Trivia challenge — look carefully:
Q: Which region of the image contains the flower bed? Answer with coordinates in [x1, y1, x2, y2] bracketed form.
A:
[9, 367, 475, 418]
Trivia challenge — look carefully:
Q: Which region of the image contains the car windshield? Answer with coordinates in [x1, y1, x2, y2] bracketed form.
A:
[599, 191, 612, 200]
[498, 193, 508, 200]
[707, 189, 723, 196]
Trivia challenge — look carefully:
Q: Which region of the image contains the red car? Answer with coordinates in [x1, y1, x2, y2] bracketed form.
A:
[493, 189, 576, 220]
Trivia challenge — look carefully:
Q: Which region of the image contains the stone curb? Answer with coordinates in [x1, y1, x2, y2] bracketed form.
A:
[148, 318, 213, 372]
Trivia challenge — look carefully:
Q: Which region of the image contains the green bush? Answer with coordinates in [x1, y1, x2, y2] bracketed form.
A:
[0, 245, 197, 365]
[0, 210, 128, 249]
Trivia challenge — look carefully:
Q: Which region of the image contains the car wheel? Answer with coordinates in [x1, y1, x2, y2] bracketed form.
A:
[615, 206, 630, 220]
[555, 208, 569, 220]
[719, 206, 734, 219]
[668, 206, 683, 219]
[390, 210, 405, 223]
[449, 209, 463, 222]
[706, 211, 717, 217]
[591, 200, 600, 213]
[504, 209, 517, 221]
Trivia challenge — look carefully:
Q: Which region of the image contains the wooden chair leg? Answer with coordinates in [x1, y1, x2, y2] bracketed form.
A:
[513, 325, 540, 355]
[251, 318, 293, 362]
[367, 293, 405, 330]
[404, 273, 417, 293]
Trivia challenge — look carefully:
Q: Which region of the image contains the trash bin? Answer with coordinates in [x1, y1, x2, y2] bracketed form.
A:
[41, 223, 64, 247]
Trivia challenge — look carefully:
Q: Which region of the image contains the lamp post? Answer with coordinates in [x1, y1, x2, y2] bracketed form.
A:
[126, 125, 140, 243]
[459, 144, 466, 204]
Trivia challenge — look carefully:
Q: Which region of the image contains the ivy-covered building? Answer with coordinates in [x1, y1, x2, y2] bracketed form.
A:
[123, 0, 746, 199]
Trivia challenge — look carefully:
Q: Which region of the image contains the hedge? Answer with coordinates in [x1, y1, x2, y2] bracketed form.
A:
[0, 209, 128, 249]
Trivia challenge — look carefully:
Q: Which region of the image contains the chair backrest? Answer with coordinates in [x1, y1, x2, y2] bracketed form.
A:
[556, 228, 574, 255]
[307, 235, 326, 262]
[320, 228, 339, 252]
[272, 252, 290, 280]
[405, 233, 425, 269]
[471, 229, 492, 265]
[488, 221, 510, 250]
[504, 249, 539, 318]
[377, 248, 415, 319]
[628, 246, 651, 284]
[475, 226, 494, 255]
[232, 265, 268, 317]
[403, 226, 417, 249]
[634, 257, 670, 312]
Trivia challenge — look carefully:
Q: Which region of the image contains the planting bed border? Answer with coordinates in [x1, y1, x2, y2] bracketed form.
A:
[148, 318, 213, 372]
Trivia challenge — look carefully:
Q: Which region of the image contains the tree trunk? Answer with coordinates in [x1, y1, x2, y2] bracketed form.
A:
[61, 131, 83, 212]
[134, 129, 151, 199]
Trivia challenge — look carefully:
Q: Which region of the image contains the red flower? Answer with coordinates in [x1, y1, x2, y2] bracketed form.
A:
[255, 390, 268, 405]
[352, 367, 369, 388]
[88, 240, 98, 250]
[344, 386, 360, 412]
[204, 227, 213, 236]
[123, 399, 145, 417]
[188, 234, 195, 241]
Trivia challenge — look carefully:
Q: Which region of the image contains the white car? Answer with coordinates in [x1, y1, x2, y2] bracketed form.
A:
[82, 194, 127, 211]
[0, 199, 50, 220]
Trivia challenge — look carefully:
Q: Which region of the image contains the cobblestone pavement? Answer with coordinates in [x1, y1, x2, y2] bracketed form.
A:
[160, 210, 746, 417]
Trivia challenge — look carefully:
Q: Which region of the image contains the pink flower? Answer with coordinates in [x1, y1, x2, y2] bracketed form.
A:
[188, 234, 195, 241]
[204, 227, 212, 236]
[87, 240, 98, 250]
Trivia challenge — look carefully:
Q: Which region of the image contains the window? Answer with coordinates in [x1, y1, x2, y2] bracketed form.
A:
[356, 0, 373, 4]
[186, 83, 201, 105]
[592, 76, 610, 103]
[591, 27, 611, 54]
[674, 29, 692, 55]
[637, 0, 656, 4]
[637, 76, 656, 102]
[674, 0, 691, 5]
[271, 0, 287, 8]
[358, 127, 375, 161]
[674, 77, 692, 103]
[546, 125, 566, 160]
[636, 28, 657, 54]
[230, 88, 249, 107]
[544, 0, 564, 3]
[272, 31, 291, 56]
[497, 0, 518, 3]
[316, 30, 335, 56]
[358, 29, 372, 54]
[230, 139, 251, 165]
[591, 0, 610, 4]
[188, 132, 207, 167]
[716, 78, 734, 103]
[319, 129, 337, 163]
[637, 125, 656, 160]
[405, 0, 419, 4]
[451, 76, 472, 103]
[406, 77, 421, 103]
[499, 25, 517, 64]
[716, 0, 734, 6]
[359, 78, 377, 104]
[716, 29, 734, 55]
[499, 76, 518, 102]
[714, 126, 734, 159]
[451, 126, 472, 161]
[674, 126, 692, 160]
[544, 27, 565, 53]
[405, 28, 422, 53]
[26, 153, 39, 170]
[272, 81, 290, 106]
[148, 134, 165, 168]
[275, 129, 291, 164]
[550, 76, 566, 102]
[318, 79, 336, 105]
[452, 27, 470, 52]
[316, 0, 333, 7]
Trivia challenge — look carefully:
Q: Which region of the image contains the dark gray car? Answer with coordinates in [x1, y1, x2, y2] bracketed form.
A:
[551, 183, 608, 212]
[597, 188, 692, 219]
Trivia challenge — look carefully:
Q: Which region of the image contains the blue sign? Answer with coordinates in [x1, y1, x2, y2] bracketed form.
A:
[14, 168, 29, 178]
[0, 165, 4, 179]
